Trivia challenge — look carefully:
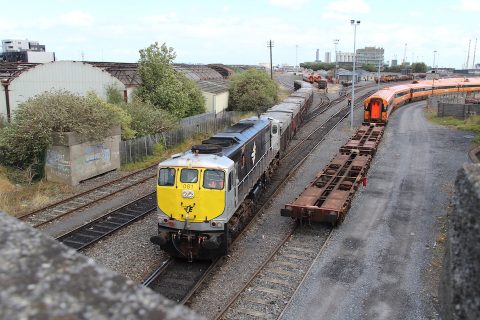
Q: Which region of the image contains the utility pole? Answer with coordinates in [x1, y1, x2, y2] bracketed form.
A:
[403, 43, 407, 65]
[472, 38, 477, 69]
[377, 51, 381, 92]
[466, 39, 471, 69]
[295, 44, 298, 71]
[267, 40, 274, 79]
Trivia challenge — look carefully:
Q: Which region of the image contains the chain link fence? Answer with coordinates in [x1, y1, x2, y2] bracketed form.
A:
[119, 111, 236, 164]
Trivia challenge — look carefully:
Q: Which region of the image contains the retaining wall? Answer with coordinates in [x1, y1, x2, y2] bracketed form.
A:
[0, 212, 202, 319]
[440, 164, 480, 320]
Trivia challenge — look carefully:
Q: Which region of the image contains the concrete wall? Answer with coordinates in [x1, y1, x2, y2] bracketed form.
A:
[45, 127, 121, 185]
[0, 212, 202, 319]
[440, 164, 480, 320]
[438, 103, 480, 119]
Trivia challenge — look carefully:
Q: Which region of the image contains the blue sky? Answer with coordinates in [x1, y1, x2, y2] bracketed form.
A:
[1, 0, 479, 68]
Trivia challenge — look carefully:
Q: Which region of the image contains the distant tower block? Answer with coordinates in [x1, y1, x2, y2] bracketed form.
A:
[316, 49, 320, 62]
[325, 52, 331, 63]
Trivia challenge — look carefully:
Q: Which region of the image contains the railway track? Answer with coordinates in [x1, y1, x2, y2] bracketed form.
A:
[143, 258, 218, 304]
[141, 90, 357, 304]
[216, 224, 332, 319]
[56, 192, 156, 250]
[18, 165, 157, 228]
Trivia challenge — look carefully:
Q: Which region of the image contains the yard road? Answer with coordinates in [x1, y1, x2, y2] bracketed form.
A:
[281, 101, 473, 320]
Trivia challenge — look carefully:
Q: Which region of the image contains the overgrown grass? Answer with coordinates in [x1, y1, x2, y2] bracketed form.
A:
[0, 166, 73, 217]
[426, 110, 480, 144]
[278, 87, 291, 102]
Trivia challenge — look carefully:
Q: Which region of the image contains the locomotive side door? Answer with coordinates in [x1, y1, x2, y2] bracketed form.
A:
[270, 119, 280, 154]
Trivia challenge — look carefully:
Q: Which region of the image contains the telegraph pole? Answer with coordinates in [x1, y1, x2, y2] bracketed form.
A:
[267, 40, 274, 79]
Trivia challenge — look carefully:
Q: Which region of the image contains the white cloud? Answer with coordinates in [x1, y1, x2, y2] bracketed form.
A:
[458, 0, 480, 11]
[60, 11, 94, 27]
[326, 0, 369, 13]
[269, 0, 311, 9]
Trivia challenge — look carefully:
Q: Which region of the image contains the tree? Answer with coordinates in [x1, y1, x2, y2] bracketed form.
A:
[361, 64, 377, 72]
[300, 62, 335, 71]
[411, 62, 427, 73]
[121, 98, 177, 137]
[228, 69, 279, 112]
[136, 42, 205, 118]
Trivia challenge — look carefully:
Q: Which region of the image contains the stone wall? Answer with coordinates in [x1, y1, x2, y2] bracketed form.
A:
[45, 127, 121, 185]
[440, 164, 480, 320]
[0, 212, 202, 319]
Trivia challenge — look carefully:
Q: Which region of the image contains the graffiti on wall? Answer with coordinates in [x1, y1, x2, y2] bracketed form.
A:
[85, 144, 111, 164]
[46, 149, 71, 176]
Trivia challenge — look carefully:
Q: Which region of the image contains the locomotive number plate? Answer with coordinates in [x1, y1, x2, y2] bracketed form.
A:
[182, 190, 195, 199]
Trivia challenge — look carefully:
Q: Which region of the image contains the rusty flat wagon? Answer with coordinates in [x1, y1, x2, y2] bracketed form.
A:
[281, 124, 384, 225]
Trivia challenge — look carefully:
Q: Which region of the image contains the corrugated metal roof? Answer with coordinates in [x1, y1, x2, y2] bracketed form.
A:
[196, 79, 229, 94]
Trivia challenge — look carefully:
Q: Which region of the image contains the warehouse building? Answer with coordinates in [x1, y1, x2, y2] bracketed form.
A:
[0, 61, 124, 121]
[0, 61, 230, 121]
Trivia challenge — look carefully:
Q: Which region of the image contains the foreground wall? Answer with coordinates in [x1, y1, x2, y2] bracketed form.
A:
[441, 164, 480, 320]
[0, 212, 202, 319]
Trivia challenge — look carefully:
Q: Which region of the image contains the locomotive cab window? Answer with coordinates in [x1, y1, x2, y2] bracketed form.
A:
[158, 168, 176, 186]
[203, 170, 225, 190]
[180, 169, 198, 183]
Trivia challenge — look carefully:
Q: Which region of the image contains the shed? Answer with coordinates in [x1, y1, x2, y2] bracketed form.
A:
[0, 61, 125, 120]
[196, 79, 229, 114]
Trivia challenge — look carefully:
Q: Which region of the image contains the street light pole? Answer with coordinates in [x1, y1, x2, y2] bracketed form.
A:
[432, 50, 437, 94]
[334, 39, 339, 82]
[350, 20, 360, 129]
[295, 44, 298, 71]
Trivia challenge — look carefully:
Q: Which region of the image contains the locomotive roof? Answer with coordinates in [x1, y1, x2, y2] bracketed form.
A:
[159, 152, 233, 169]
[283, 97, 305, 104]
[207, 117, 271, 158]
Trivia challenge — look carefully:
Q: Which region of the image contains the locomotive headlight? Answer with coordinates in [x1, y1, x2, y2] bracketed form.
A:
[210, 220, 225, 228]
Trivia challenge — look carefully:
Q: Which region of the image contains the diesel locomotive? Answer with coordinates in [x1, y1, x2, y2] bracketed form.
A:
[151, 82, 313, 260]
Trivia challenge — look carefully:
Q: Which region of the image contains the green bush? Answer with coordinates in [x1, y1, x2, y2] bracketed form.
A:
[0, 91, 121, 177]
[121, 99, 178, 137]
[228, 69, 279, 112]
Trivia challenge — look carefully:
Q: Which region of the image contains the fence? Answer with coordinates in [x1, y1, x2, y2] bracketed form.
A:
[120, 111, 236, 164]
[437, 103, 480, 119]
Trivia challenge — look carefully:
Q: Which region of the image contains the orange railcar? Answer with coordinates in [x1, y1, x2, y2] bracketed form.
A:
[363, 77, 480, 125]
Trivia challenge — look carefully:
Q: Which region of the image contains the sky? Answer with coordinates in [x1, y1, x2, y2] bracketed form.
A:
[1, 0, 479, 69]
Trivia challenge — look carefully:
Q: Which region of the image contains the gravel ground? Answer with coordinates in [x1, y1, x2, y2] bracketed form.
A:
[187, 87, 369, 319]
[280, 101, 473, 320]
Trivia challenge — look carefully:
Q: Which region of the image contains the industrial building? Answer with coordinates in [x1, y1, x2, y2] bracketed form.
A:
[356, 47, 384, 67]
[1, 39, 55, 63]
[0, 61, 231, 121]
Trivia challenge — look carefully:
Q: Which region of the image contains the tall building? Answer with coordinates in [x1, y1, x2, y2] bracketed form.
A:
[356, 47, 384, 67]
[1, 39, 55, 63]
[315, 49, 319, 62]
[391, 59, 398, 67]
[336, 51, 354, 63]
[325, 52, 331, 63]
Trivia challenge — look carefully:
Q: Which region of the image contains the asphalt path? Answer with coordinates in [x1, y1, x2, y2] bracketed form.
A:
[281, 101, 473, 320]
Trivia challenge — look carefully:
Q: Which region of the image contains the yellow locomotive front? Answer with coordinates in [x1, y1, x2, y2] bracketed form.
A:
[151, 151, 235, 261]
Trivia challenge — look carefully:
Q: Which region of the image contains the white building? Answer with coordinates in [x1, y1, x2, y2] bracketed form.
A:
[1, 39, 55, 63]
[0, 61, 124, 120]
[337, 51, 355, 63]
